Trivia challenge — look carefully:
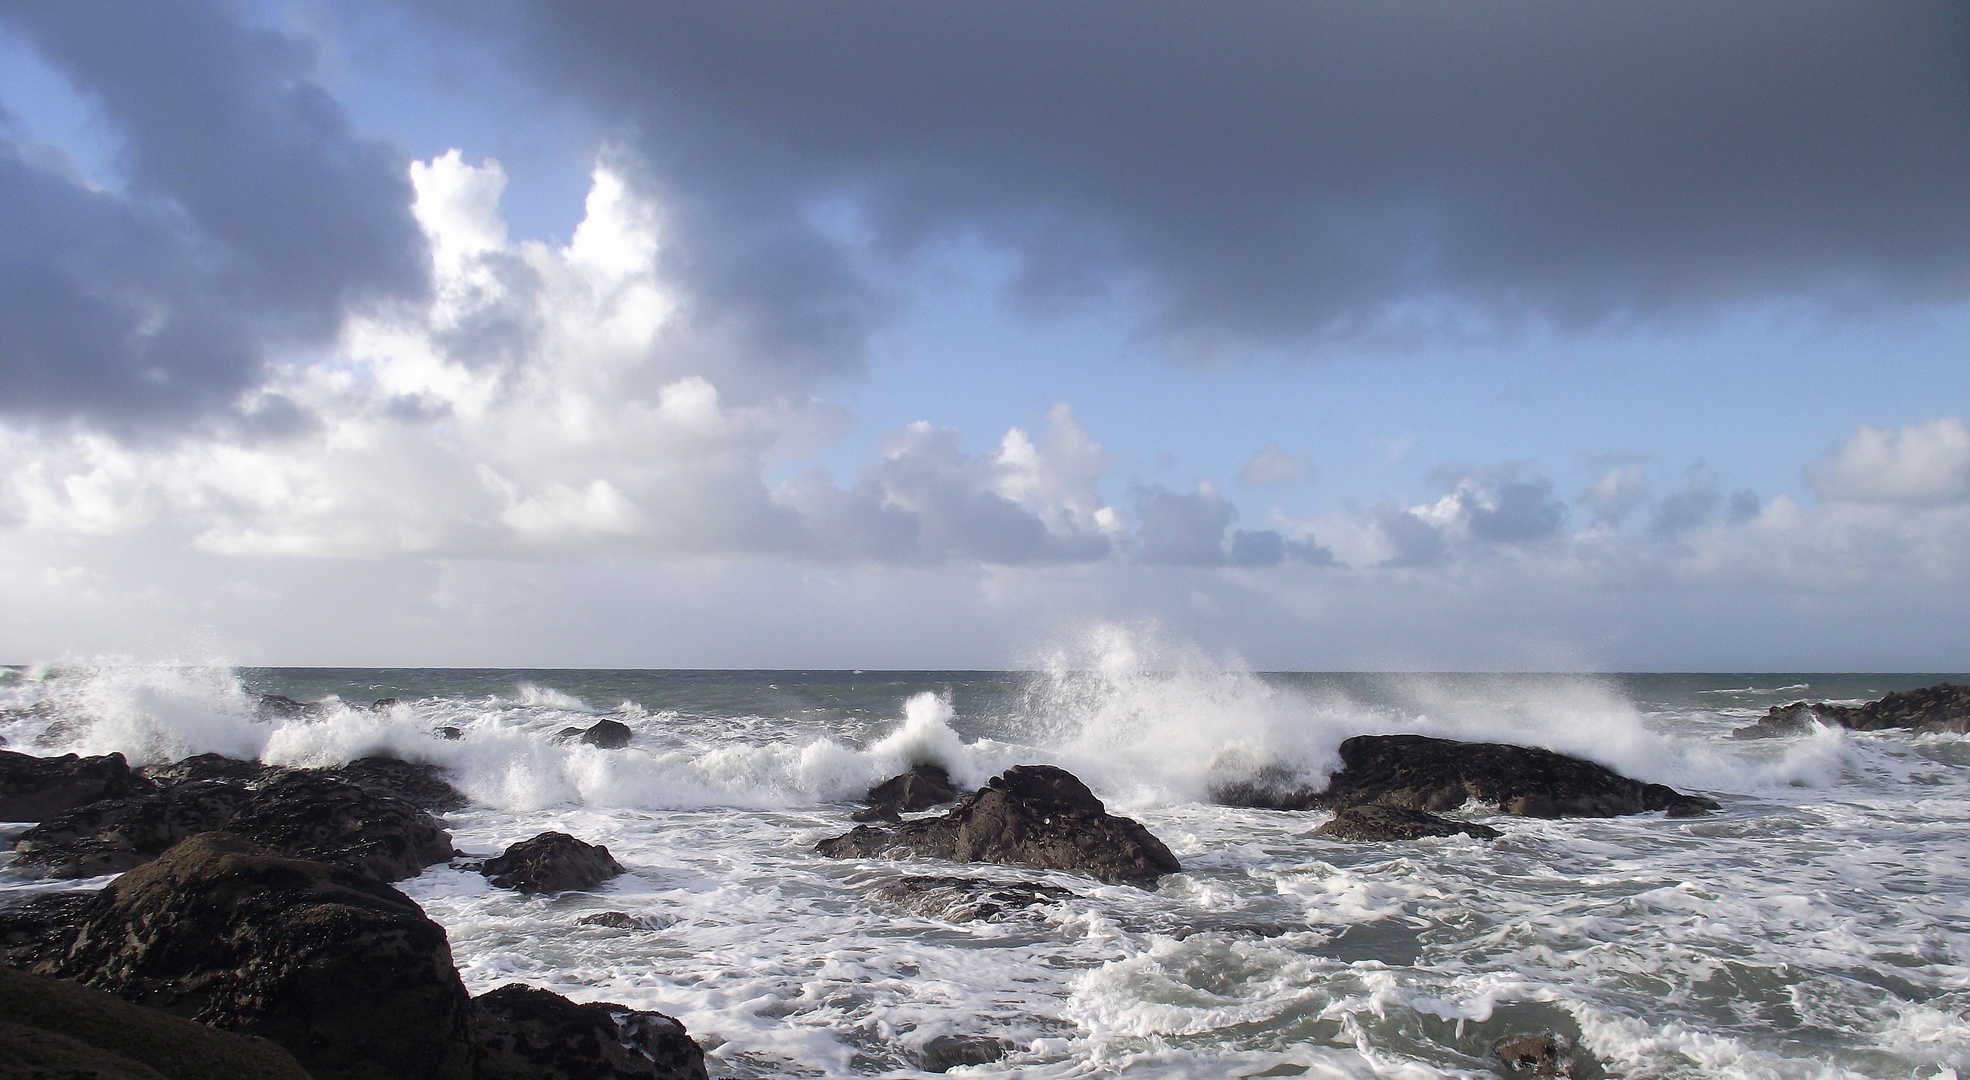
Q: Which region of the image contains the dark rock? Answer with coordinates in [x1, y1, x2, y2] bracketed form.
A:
[0, 965, 313, 1080]
[1214, 735, 1718, 819]
[254, 694, 310, 719]
[851, 802, 903, 823]
[918, 1034, 1007, 1073]
[577, 911, 637, 929]
[139, 754, 273, 786]
[817, 765, 1181, 886]
[1493, 1033, 1582, 1077]
[1734, 683, 1970, 738]
[1313, 803, 1502, 842]
[470, 983, 708, 1080]
[329, 756, 469, 812]
[872, 875, 1074, 923]
[370, 698, 399, 712]
[12, 764, 454, 882]
[0, 891, 98, 969]
[34, 832, 478, 1080]
[866, 764, 958, 812]
[435, 727, 464, 741]
[0, 1021, 173, 1079]
[482, 832, 624, 894]
[0, 749, 154, 822]
[33, 716, 92, 746]
[553, 719, 633, 749]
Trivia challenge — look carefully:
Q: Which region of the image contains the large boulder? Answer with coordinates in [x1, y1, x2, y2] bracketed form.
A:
[13, 769, 454, 882]
[817, 765, 1181, 886]
[481, 832, 625, 894]
[1313, 803, 1502, 842]
[553, 720, 633, 749]
[470, 983, 708, 1080]
[1734, 682, 1970, 738]
[0, 965, 313, 1080]
[1214, 735, 1718, 819]
[32, 832, 478, 1080]
[0, 750, 154, 822]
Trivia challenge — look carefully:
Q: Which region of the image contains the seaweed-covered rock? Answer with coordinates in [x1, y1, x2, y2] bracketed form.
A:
[0, 749, 154, 822]
[0, 890, 98, 969]
[553, 719, 633, 749]
[0, 965, 313, 1080]
[1734, 683, 1970, 738]
[817, 765, 1181, 886]
[872, 875, 1074, 923]
[1493, 1032, 1584, 1077]
[1312, 803, 1502, 842]
[1214, 735, 1718, 819]
[470, 983, 708, 1080]
[34, 833, 478, 1080]
[481, 832, 624, 894]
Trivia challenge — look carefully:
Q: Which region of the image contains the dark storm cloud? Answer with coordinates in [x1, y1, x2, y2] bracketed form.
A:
[441, 0, 1970, 352]
[0, 0, 425, 425]
[1465, 479, 1565, 544]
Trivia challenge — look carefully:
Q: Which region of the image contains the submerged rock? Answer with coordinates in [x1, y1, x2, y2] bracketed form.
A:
[34, 832, 478, 1080]
[1734, 682, 1970, 738]
[554, 719, 634, 749]
[872, 875, 1074, 923]
[0, 965, 313, 1080]
[470, 983, 708, 1080]
[0, 749, 154, 822]
[1214, 735, 1718, 819]
[918, 1034, 1008, 1073]
[817, 765, 1181, 886]
[1493, 1032, 1584, 1077]
[482, 832, 625, 894]
[1312, 803, 1502, 842]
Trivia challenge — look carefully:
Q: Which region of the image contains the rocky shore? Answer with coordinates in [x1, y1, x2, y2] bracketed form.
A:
[1732, 682, 1970, 738]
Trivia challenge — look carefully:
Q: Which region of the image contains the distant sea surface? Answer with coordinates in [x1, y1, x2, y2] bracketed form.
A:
[4, 660, 1968, 1078]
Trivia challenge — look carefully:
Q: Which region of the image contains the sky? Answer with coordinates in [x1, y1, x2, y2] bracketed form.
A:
[0, 0, 1966, 670]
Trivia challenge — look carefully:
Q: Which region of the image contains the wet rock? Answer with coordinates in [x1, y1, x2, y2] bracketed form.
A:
[1313, 803, 1502, 842]
[435, 726, 464, 741]
[329, 756, 469, 812]
[139, 753, 273, 786]
[578, 910, 637, 928]
[1493, 1033, 1581, 1077]
[370, 698, 399, 712]
[33, 833, 478, 1080]
[1734, 682, 1970, 738]
[13, 764, 454, 882]
[482, 832, 625, 894]
[0, 891, 98, 969]
[254, 694, 310, 719]
[872, 875, 1074, 923]
[0, 965, 313, 1080]
[554, 719, 633, 749]
[918, 1034, 1007, 1073]
[0, 749, 154, 822]
[470, 983, 708, 1080]
[851, 802, 903, 823]
[817, 765, 1182, 886]
[866, 764, 958, 812]
[1214, 735, 1718, 819]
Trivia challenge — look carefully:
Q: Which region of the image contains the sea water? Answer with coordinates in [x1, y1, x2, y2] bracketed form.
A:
[3, 647, 1967, 1078]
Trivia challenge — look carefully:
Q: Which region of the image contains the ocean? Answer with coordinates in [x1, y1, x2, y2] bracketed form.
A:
[3, 654, 1967, 1079]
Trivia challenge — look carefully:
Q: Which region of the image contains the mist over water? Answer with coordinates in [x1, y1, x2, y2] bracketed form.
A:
[4, 638, 1968, 1078]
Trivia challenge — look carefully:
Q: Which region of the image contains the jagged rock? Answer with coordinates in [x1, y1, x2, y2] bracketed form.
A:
[330, 757, 469, 812]
[0, 965, 313, 1080]
[0, 749, 154, 822]
[817, 765, 1181, 886]
[482, 832, 625, 894]
[13, 780, 249, 878]
[872, 875, 1074, 923]
[1213, 735, 1718, 819]
[866, 764, 958, 812]
[918, 1034, 1007, 1073]
[33, 833, 478, 1080]
[1734, 683, 1970, 738]
[1313, 803, 1502, 842]
[224, 771, 455, 881]
[1493, 1033, 1582, 1077]
[553, 719, 633, 749]
[470, 983, 708, 1080]
[0, 891, 97, 969]
[139, 754, 273, 786]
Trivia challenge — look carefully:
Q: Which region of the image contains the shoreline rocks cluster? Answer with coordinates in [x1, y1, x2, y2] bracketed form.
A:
[1732, 682, 1970, 738]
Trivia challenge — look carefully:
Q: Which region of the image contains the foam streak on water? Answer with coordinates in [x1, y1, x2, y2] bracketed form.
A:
[3, 648, 1968, 1078]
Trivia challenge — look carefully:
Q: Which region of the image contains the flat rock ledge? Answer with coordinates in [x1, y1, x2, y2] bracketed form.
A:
[482, 832, 625, 894]
[1313, 804, 1502, 842]
[1733, 682, 1970, 738]
[818, 764, 1181, 887]
[1214, 734, 1718, 820]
